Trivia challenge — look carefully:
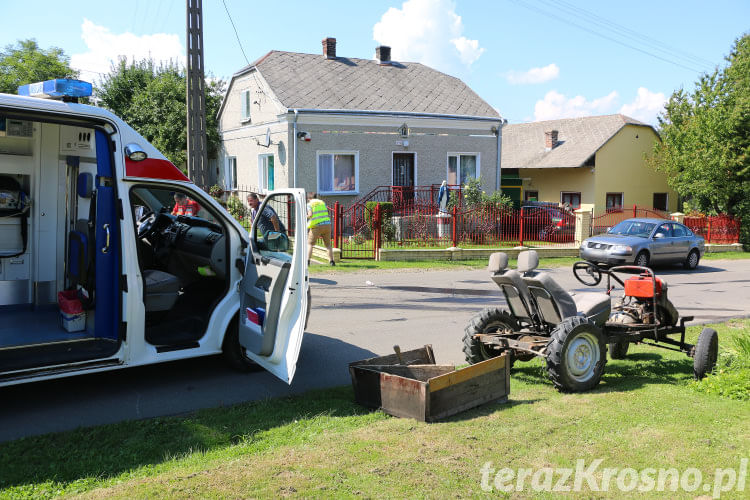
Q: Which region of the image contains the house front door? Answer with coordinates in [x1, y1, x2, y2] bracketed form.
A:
[392, 153, 415, 209]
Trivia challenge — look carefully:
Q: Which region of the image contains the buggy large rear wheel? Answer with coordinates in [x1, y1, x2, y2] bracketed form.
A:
[463, 308, 519, 365]
[546, 316, 607, 392]
[693, 327, 718, 380]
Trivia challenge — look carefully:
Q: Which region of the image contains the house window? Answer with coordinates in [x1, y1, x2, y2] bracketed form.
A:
[447, 153, 479, 185]
[524, 190, 539, 202]
[561, 191, 581, 209]
[241, 90, 251, 122]
[605, 193, 623, 212]
[653, 193, 668, 211]
[226, 156, 237, 190]
[317, 151, 358, 194]
[259, 154, 274, 192]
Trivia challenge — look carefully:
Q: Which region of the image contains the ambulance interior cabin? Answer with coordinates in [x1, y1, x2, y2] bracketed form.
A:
[0, 114, 114, 372]
[0, 112, 231, 375]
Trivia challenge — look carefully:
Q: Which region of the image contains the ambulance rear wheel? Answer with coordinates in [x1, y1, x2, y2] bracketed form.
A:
[222, 315, 264, 372]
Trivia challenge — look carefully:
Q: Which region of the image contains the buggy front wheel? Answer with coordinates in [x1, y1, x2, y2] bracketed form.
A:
[693, 327, 718, 380]
[463, 307, 519, 365]
[546, 316, 607, 392]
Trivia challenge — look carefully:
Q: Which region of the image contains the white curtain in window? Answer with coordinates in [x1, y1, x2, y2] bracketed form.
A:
[460, 155, 477, 183]
[333, 155, 355, 191]
[318, 154, 334, 191]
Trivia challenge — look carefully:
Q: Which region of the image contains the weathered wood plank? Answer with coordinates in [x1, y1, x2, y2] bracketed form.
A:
[428, 356, 505, 393]
[379, 372, 427, 420]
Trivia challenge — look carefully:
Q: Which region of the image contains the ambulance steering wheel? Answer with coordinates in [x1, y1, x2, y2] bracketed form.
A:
[137, 211, 158, 239]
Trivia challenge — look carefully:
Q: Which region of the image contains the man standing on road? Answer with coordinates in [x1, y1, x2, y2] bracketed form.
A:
[307, 192, 335, 266]
[247, 192, 285, 236]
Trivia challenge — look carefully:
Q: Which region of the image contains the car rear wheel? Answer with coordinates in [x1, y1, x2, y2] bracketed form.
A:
[684, 249, 700, 270]
[635, 251, 649, 267]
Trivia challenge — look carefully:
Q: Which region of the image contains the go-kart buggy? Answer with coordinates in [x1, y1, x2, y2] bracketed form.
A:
[464, 250, 719, 392]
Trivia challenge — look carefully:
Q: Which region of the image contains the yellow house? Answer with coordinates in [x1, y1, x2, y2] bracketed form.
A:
[501, 114, 677, 214]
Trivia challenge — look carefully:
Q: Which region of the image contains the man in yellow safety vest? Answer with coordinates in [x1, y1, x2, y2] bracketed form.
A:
[307, 192, 335, 266]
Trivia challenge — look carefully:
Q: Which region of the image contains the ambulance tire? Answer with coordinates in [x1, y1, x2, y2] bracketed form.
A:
[222, 315, 264, 372]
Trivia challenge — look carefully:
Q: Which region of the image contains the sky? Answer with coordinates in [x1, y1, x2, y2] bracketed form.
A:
[1, 0, 748, 125]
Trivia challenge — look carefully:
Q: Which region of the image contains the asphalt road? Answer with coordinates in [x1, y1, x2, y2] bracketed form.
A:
[2, 258, 749, 442]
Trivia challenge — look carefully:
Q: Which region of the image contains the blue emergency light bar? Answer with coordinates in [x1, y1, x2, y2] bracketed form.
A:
[17, 79, 93, 100]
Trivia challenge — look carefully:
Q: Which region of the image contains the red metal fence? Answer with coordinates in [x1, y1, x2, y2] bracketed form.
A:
[684, 214, 741, 244]
[210, 188, 740, 259]
[591, 205, 671, 235]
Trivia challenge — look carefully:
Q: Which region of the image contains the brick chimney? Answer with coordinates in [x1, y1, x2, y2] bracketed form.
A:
[322, 37, 336, 59]
[376, 45, 391, 65]
[545, 130, 559, 150]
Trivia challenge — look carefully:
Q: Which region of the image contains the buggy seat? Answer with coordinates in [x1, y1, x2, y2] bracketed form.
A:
[517, 250, 611, 326]
[488, 252, 534, 323]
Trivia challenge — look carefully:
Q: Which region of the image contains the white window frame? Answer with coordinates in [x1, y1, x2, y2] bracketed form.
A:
[226, 156, 237, 191]
[316, 150, 359, 195]
[390, 151, 418, 186]
[258, 154, 275, 193]
[240, 89, 251, 123]
[446, 152, 481, 185]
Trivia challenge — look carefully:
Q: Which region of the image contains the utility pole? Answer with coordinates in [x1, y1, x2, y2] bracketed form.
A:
[186, 0, 209, 187]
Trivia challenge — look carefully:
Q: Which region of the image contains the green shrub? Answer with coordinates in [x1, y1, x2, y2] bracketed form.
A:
[226, 195, 247, 221]
[692, 331, 750, 400]
[455, 177, 514, 211]
[364, 201, 394, 232]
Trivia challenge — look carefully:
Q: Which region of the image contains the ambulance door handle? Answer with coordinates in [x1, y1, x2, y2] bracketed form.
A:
[102, 224, 111, 254]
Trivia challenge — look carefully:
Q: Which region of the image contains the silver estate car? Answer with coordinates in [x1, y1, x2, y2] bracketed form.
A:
[580, 218, 705, 269]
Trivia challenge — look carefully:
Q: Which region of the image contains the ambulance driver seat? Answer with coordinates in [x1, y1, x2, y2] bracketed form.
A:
[142, 269, 180, 312]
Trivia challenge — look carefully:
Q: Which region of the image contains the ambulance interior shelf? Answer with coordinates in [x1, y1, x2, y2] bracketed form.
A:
[0, 174, 31, 259]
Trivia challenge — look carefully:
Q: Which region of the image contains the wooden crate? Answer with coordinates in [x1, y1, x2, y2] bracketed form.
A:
[349, 345, 509, 422]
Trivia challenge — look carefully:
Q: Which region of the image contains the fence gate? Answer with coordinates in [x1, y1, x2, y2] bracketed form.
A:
[337, 203, 377, 259]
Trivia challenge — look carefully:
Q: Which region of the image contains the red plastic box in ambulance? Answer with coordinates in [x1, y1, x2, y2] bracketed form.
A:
[0, 79, 308, 387]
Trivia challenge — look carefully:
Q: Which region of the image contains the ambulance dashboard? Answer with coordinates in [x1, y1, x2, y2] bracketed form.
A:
[139, 211, 226, 279]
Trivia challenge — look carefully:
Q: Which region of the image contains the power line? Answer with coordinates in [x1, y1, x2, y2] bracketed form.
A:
[542, 0, 714, 68]
[510, 0, 705, 73]
[221, 0, 250, 65]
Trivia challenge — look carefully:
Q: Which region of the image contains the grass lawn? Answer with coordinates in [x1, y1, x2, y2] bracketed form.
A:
[311, 251, 750, 273]
[1, 321, 748, 499]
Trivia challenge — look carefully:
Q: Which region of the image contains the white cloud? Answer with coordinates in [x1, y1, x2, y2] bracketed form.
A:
[619, 87, 666, 124]
[70, 19, 184, 83]
[533, 90, 619, 121]
[373, 0, 484, 73]
[506, 63, 560, 85]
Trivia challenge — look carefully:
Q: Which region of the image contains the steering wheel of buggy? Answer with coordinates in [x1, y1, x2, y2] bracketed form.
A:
[137, 210, 158, 239]
[573, 261, 603, 286]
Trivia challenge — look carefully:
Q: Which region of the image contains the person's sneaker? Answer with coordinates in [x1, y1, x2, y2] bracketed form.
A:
[329, 260, 336, 266]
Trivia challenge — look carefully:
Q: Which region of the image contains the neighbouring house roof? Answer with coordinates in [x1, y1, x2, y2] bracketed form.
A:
[501, 114, 656, 169]
[222, 50, 500, 118]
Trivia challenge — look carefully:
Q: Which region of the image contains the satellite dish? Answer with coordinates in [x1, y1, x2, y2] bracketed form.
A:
[263, 128, 271, 147]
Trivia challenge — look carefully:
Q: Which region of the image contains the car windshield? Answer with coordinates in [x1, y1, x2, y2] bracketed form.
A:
[609, 220, 656, 237]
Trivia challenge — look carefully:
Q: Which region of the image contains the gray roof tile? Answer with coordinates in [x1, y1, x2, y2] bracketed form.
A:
[240, 50, 498, 117]
[501, 114, 653, 169]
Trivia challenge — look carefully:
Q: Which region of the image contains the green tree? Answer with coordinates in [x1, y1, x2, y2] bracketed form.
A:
[0, 39, 78, 94]
[648, 34, 750, 244]
[96, 57, 225, 171]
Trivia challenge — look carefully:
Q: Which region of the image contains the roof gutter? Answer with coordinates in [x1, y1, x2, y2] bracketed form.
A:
[495, 119, 507, 191]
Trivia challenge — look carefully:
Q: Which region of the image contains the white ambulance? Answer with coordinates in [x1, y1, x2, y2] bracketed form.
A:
[0, 79, 308, 387]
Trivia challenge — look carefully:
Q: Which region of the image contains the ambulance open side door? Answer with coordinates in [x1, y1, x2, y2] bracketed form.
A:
[238, 189, 308, 383]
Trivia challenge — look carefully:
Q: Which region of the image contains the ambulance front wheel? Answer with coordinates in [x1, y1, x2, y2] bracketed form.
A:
[222, 315, 263, 372]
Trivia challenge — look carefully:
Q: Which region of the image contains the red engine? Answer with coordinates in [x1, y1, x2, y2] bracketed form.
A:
[624, 275, 664, 299]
